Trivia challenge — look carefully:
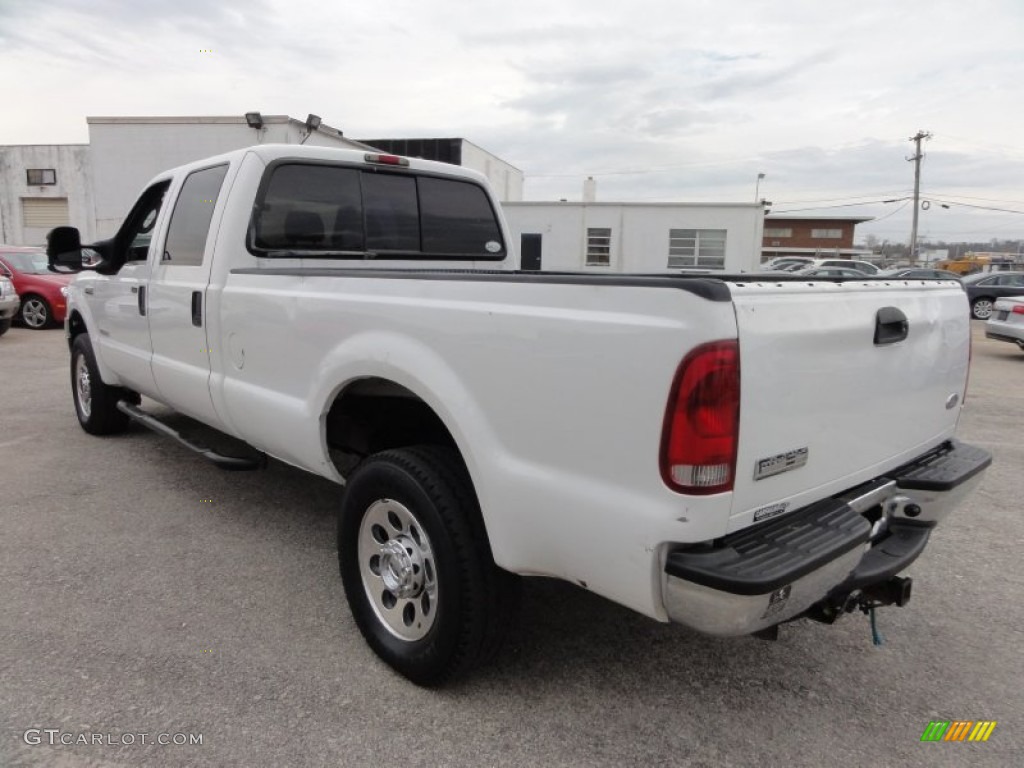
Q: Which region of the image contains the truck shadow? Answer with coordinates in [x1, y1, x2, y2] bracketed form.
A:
[114, 415, 894, 705]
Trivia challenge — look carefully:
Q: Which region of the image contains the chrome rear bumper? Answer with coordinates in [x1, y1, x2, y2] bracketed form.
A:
[663, 440, 991, 636]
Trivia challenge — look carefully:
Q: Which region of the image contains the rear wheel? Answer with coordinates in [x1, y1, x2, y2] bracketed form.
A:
[20, 295, 52, 329]
[71, 333, 134, 435]
[971, 297, 994, 320]
[0, 318, 10, 337]
[338, 446, 519, 686]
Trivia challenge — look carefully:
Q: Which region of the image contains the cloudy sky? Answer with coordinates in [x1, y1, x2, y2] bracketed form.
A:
[2, 0, 1023, 245]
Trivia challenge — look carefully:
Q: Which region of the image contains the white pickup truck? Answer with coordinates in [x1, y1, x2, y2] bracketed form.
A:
[48, 144, 991, 685]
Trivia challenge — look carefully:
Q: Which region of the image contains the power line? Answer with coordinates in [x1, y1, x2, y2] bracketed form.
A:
[871, 200, 912, 223]
[927, 198, 1024, 215]
[775, 190, 912, 204]
[772, 198, 909, 214]
[926, 191, 1024, 205]
[527, 156, 760, 178]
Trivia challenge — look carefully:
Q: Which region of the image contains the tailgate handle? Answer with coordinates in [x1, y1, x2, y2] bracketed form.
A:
[874, 307, 908, 345]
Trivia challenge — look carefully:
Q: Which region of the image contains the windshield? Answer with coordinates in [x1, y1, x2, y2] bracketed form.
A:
[1, 250, 49, 275]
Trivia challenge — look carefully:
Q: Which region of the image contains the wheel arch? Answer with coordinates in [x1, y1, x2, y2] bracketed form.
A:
[65, 308, 122, 386]
[324, 376, 460, 469]
[67, 309, 88, 345]
[314, 332, 504, 553]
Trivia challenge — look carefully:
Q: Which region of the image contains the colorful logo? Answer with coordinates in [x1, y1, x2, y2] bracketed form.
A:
[920, 721, 997, 742]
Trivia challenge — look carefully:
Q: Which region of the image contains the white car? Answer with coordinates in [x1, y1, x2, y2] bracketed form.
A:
[807, 259, 881, 275]
[0, 276, 20, 336]
[985, 296, 1024, 351]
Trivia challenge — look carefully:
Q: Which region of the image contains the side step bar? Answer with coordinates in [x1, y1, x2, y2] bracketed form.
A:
[117, 401, 267, 471]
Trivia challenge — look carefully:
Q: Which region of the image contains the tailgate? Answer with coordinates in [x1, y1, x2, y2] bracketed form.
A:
[727, 279, 970, 532]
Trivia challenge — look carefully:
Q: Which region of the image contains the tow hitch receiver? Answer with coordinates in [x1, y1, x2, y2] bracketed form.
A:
[864, 575, 913, 608]
[806, 575, 914, 625]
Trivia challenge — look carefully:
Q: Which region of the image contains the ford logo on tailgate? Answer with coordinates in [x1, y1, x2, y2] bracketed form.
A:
[754, 447, 809, 481]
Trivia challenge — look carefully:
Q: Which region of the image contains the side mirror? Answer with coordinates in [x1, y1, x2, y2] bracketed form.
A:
[46, 226, 85, 272]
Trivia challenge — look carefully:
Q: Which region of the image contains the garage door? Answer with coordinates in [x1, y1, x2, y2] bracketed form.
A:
[21, 197, 70, 228]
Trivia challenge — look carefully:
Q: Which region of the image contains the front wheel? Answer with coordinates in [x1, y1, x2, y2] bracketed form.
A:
[0, 317, 10, 337]
[971, 297, 994, 320]
[338, 446, 519, 686]
[20, 295, 52, 329]
[71, 333, 134, 435]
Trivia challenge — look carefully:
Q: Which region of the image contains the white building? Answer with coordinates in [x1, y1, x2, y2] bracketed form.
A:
[89, 115, 368, 239]
[2, 118, 754, 274]
[0, 144, 96, 246]
[0, 116, 523, 246]
[503, 201, 765, 273]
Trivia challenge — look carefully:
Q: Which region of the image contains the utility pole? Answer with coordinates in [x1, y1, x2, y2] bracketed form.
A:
[907, 130, 932, 264]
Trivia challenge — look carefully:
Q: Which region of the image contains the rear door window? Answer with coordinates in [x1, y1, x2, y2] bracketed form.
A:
[253, 165, 362, 252]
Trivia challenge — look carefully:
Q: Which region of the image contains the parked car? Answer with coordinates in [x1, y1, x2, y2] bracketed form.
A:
[879, 268, 962, 280]
[984, 296, 1024, 351]
[0, 246, 73, 329]
[794, 266, 872, 278]
[962, 271, 1024, 320]
[808, 259, 882, 275]
[763, 257, 814, 271]
[0, 276, 19, 336]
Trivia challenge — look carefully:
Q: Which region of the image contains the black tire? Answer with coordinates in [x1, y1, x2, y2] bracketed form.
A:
[20, 294, 53, 329]
[0, 317, 10, 337]
[971, 297, 994, 320]
[70, 333, 135, 435]
[338, 445, 519, 686]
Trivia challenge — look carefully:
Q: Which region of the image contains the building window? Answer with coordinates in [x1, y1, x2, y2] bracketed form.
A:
[26, 169, 57, 186]
[586, 227, 611, 266]
[811, 228, 843, 239]
[763, 227, 792, 238]
[668, 229, 727, 269]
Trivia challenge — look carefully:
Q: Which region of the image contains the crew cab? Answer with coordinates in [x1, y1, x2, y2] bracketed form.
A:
[48, 144, 991, 685]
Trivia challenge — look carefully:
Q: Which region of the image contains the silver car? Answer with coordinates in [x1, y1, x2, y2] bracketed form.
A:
[0, 276, 20, 336]
[985, 296, 1024, 352]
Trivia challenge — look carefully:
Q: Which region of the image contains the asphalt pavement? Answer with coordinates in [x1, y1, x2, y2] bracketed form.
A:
[1, 323, 1021, 767]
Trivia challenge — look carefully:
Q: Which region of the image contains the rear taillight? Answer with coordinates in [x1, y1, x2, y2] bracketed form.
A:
[660, 341, 740, 495]
[1012, 305, 1024, 315]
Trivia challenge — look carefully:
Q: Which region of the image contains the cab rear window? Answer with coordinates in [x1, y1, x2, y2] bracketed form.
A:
[249, 162, 505, 260]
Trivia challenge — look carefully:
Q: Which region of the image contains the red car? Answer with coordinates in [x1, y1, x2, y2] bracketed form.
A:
[0, 246, 72, 329]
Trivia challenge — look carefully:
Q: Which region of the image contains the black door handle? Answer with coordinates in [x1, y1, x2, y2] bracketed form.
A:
[191, 291, 202, 327]
[137, 285, 146, 316]
[874, 306, 908, 345]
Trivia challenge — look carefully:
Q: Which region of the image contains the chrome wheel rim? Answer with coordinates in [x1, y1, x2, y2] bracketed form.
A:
[75, 354, 92, 419]
[973, 300, 993, 320]
[23, 298, 48, 328]
[358, 498, 438, 641]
